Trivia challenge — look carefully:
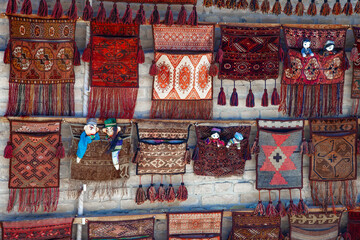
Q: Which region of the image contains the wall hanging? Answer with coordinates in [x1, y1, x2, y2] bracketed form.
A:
[4, 0, 79, 116]
[347, 210, 360, 239]
[150, 24, 215, 119]
[133, 121, 191, 204]
[309, 118, 357, 212]
[4, 120, 64, 213]
[192, 123, 251, 177]
[351, 26, 360, 114]
[280, 24, 349, 117]
[217, 24, 281, 107]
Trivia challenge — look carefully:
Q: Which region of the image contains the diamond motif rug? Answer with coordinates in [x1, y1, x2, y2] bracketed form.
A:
[7, 120, 63, 213]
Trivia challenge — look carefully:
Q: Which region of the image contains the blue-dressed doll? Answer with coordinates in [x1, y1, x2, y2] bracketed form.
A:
[76, 118, 100, 163]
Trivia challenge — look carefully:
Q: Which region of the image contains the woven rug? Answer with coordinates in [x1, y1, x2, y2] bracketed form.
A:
[167, 211, 223, 238]
[2, 217, 73, 240]
[289, 212, 341, 240]
[309, 118, 357, 210]
[229, 212, 281, 240]
[6, 15, 76, 116]
[280, 25, 348, 117]
[87, 21, 139, 119]
[7, 120, 63, 213]
[88, 218, 154, 240]
[351, 27, 360, 114]
[193, 124, 251, 177]
[348, 211, 360, 239]
[218, 25, 280, 80]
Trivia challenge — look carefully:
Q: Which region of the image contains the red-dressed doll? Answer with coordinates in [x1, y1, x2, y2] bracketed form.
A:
[205, 127, 225, 147]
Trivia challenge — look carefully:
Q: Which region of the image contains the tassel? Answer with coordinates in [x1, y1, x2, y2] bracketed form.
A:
[147, 176, 156, 203]
[251, 137, 259, 154]
[164, 5, 174, 25]
[218, 80, 226, 105]
[166, 176, 176, 203]
[156, 176, 166, 202]
[271, 89, 280, 105]
[246, 83, 255, 108]
[51, 0, 63, 19]
[96, 1, 106, 23]
[250, 0, 259, 11]
[209, 61, 219, 77]
[215, 48, 224, 64]
[82, 44, 91, 63]
[300, 138, 309, 155]
[73, 43, 81, 66]
[355, 0, 360, 13]
[342, 0, 353, 15]
[283, 0, 293, 15]
[308, 139, 315, 154]
[204, 0, 214, 7]
[134, 4, 146, 25]
[149, 60, 159, 76]
[177, 176, 188, 201]
[149, 5, 160, 24]
[332, 0, 342, 15]
[216, 0, 226, 8]
[254, 191, 265, 216]
[272, 0, 282, 15]
[38, 0, 48, 17]
[177, 5, 187, 25]
[82, 0, 93, 21]
[261, 0, 270, 13]
[137, 43, 145, 64]
[135, 177, 146, 205]
[187, 5, 198, 26]
[226, 0, 237, 9]
[342, 232, 352, 240]
[56, 142, 65, 159]
[266, 191, 278, 217]
[6, 0, 17, 14]
[351, 46, 359, 62]
[3, 42, 11, 64]
[276, 190, 287, 217]
[261, 81, 268, 107]
[294, 0, 304, 15]
[122, 4, 133, 24]
[297, 190, 309, 215]
[108, 3, 120, 23]
[20, 0, 32, 15]
[320, 0, 330, 15]
[236, 0, 249, 9]
[230, 81, 238, 106]
[66, 0, 78, 20]
[287, 190, 298, 216]
[307, 0, 317, 16]
[4, 141, 13, 159]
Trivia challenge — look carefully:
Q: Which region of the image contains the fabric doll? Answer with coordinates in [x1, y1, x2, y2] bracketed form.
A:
[301, 39, 314, 58]
[76, 118, 100, 163]
[322, 40, 336, 57]
[102, 118, 123, 170]
[226, 132, 244, 149]
[205, 127, 225, 147]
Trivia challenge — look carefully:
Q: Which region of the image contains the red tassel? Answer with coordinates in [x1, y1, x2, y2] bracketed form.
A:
[355, 0, 360, 13]
[156, 183, 166, 202]
[287, 190, 298, 216]
[271, 88, 280, 105]
[177, 5, 187, 25]
[166, 184, 176, 202]
[320, 0, 330, 15]
[261, 88, 269, 107]
[20, 0, 32, 15]
[187, 6, 198, 26]
[209, 62, 219, 77]
[82, 44, 91, 63]
[149, 60, 159, 76]
[246, 88, 255, 108]
[351, 46, 359, 62]
[96, 1, 106, 23]
[147, 176, 156, 203]
[149, 5, 160, 24]
[261, 0, 270, 13]
[6, 0, 17, 14]
[237, 0, 249, 9]
[56, 142, 65, 159]
[294, 0, 304, 15]
[250, 0, 259, 11]
[215, 48, 224, 64]
[37, 0, 48, 17]
[108, 3, 120, 23]
[272, 0, 282, 15]
[177, 176, 188, 201]
[66, 0, 78, 20]
[342, 0, 353, 15]
[4, 141, 13, 159]
[254, 191, 265, 216]
[135, 184, 146, 205]
[73, 43, 81, 66]
[230, 85, 238, 106]
[342, 232, 352, 240]
[122, 4, 133, 24]
[251, 137, 259, 154]
[283, 0, 293, 15]
[3, 42, 11, 64]
[137, 45, 145, 64]
[51, 0, 63, 19]
[82, 0, 93, 21]
[332, 0, 342, 15]
[134, 4, 146, 25]
[307, 0, 317, 16]
[204, 0, 214, 7]
[218, 80, 226, 105]
[164, 5, 174, 25]
[266, 191, 278, 217]
[276, 191, 287, 217]
[297, 198, 309, 215]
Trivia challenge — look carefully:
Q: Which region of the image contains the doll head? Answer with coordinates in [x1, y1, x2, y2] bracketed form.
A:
[234, 132, 243, 141]
[84, 118, 99, 136]
[302, 39, 311, 49]
[102, 118, 121, 138]
[210, 127, 221, 139]
[324, 40, 335, 52]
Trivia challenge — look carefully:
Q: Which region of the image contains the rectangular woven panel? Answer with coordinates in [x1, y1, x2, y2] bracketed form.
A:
[348, 211, 360, 239]
[351, 27, 360, 99]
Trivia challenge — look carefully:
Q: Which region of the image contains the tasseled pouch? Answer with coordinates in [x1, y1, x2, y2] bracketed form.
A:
[6, 0, 17, 14]
[187, 5, 198, 26]
[226, 0, 237, 9]
[66, 0, 78, 20]
[51, 0, 63, 19]
[204, 0, 214, 7]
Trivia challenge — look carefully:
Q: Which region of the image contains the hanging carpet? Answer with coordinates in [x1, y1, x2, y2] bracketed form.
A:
[350, 26, 360, 114]
[348, 210, 360, 240]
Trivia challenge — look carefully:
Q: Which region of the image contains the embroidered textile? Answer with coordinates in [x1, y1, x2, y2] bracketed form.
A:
[6, 15, 76, 116]
[280, 25, 348, 117]
[230, 212, 281, 240]
[289, 212, 341, 240]
[218, 25, 280, 80]
[256, 119, 304, 190]
[88, 218, 155, 240]
[348, 211, 360, 240]
[2, 217, 73, 240]
[100, 0, 197, 4]
[88, 21, 139, 119]
[351, 27, 360, 98]
[153, 24, 214, 52]
[193, 125, 251, 177]
[7, 120, 62, 212]
[167, 211, 223, 237]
